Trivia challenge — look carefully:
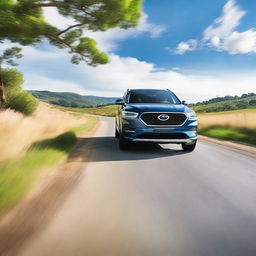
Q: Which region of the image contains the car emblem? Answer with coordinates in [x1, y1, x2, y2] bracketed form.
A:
[158, 114, 170, 121]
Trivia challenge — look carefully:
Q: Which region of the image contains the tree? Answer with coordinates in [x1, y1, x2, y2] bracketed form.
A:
[0, 0, 142, 66]
[249, 99, 256, 106]
[0, 47, 23, 108]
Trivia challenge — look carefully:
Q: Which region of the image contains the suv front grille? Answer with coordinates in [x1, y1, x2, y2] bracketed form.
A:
[140, 112, 187, 126]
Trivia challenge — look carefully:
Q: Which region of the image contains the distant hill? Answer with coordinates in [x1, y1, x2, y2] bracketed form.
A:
[30, 90, 118, 108]
[191, 93, 256, 113]
[30, 90, 256, 113]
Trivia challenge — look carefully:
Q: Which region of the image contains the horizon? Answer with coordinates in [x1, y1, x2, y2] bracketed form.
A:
[30, 89, 256, 104]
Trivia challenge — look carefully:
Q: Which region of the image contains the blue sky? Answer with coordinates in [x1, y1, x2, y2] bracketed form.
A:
[118, 0, 256, 71]
[3, 0, 256, 102]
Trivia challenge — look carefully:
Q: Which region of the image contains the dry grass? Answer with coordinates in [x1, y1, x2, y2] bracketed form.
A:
[0, 102, 86, 162]
[198, 109, 256, 128]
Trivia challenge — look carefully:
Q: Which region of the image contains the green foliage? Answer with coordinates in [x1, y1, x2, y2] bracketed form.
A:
[199, 126, 256, 146]
[0, 68, 38, 115]
[192, 93, 256, 113]
[249, 99, 256, 106]
[1, 68, 24, 89]
[6, 90, 38, 115]
[0, 47, 23, 66]
[0, 0, 143, 65]
[71, 37, 109, 65]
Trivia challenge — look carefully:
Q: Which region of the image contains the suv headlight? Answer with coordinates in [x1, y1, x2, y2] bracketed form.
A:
[122, 111, 138, 119]
[186, 111, 197, 120]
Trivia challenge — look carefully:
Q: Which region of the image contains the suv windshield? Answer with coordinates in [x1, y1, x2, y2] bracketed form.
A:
[127, 90, 181, 104]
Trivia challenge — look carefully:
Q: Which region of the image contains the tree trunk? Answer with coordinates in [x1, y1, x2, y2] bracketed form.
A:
[0, 66, 6, 109]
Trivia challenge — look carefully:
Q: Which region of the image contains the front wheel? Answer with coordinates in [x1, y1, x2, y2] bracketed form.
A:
[182, 141, 197, 152]
[115, 129, 120, 138]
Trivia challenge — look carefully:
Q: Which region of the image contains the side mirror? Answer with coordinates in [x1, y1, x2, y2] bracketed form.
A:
[182, 100, 188, 105]
[115, 99, 123, 105]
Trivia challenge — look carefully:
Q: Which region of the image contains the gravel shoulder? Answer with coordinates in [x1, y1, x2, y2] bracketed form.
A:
[199, 135, 256, 158]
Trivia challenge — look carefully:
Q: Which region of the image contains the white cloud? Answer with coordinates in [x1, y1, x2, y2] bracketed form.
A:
[23, 75, 87, 95]
[222, 29, 256, 54]
[84, 13, 166, 52]
[43, 7, 76, 30]
[203, 0, 245, 41]
[138, 13, 167, 38]
[210, 36, 221, 47]
[175, 0, 256, 55]
[175, 40, 197, 55]
[20, 46, 256, 102]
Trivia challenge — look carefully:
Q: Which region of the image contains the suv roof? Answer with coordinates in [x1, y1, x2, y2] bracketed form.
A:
[127, 89, 170, 92]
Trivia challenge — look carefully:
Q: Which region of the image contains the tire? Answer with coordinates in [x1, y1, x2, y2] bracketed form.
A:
[182, 141, 197, 152]
[119, 135, 131, 150]
[115, 129, 120, 138]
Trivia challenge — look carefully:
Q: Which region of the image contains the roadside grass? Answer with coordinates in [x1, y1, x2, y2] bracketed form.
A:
[197, 108, 256, 115]
[199, 126, 256, 146]
[60, 105, 118, 117]
[0, 117, 98, 213]
[197, 109, 256, 129]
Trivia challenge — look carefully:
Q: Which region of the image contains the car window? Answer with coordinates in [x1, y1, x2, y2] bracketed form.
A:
[128, 90, 180, 104]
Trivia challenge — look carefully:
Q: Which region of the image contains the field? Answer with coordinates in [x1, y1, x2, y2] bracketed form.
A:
[198, 109, 256, 128]
[0, 103, 99, 213]
[0, 102, 88, 162]
[62, 104, 119, 117]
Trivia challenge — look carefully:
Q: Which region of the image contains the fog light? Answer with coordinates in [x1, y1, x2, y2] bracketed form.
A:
[124, 129, 135, 133]
[189, 127, 197, 131]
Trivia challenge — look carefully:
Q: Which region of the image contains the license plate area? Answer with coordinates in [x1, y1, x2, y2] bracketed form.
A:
[153, 128, 175, 133]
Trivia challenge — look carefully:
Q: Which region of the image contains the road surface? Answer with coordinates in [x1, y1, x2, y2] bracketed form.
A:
[20, 117, 256, 256]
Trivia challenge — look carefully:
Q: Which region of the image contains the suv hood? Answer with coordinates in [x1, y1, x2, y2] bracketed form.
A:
[125, 104, 191, 113]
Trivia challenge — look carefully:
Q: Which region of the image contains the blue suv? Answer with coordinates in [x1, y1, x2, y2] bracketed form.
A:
[115, 89, 198, 151]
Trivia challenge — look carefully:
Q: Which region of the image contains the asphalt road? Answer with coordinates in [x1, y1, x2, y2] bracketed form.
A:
[20, 117, 256, 256]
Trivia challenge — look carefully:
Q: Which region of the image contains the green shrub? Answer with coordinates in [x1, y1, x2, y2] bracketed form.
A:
[6, 90, 38, 115]
[235, 101, 248, 109]
[249, 99, 256, 106]
[1, 69, 23, 90]
[1, 68, 38, 115]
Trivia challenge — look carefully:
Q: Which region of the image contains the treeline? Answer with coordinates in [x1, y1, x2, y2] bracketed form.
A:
[49, 99, 113, 108]
[192, 93, 256, 113]
[49, 99, 87, 108]
[194, 93, 256, 105]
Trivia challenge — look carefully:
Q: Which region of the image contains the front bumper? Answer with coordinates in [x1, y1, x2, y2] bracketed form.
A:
[131, 137, 197, 144]
[121, 117, 198, 144]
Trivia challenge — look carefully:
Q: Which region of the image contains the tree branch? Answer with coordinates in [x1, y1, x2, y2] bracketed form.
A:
[47, 34, 75, 51]
[46, 34, 89, 62]
[57, 23, 84, 36]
